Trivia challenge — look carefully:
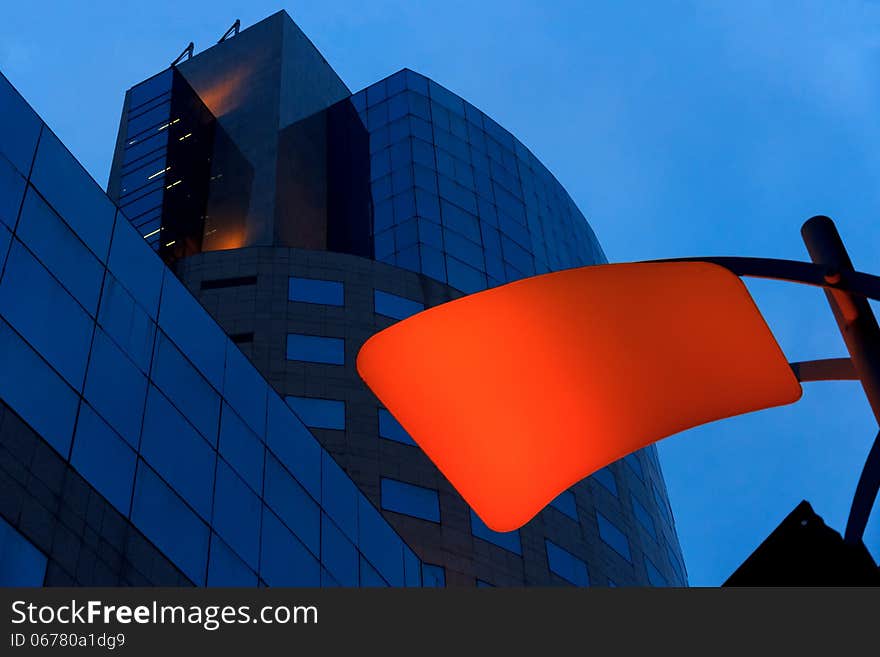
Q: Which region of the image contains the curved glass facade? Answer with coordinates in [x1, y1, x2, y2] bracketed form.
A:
[352, 69, 606, 292]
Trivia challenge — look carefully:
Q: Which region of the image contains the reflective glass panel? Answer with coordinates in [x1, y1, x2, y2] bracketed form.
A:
[380, 478, 440, 522]
[288, 277, 344, 306]
[285, 334, 344, 365]
[285, 396, 345, 430]
[597, 512, 632, 562]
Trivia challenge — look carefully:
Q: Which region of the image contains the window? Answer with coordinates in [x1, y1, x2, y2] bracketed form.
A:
[212, 460, 261, 569]
[0, 318, 79, 457]
[422, 564, 446, 587]
[373, 290, 424, 320]
[140, 386, 216, 521]
[223, 341, 267, 437]
[545, 540, 589, 586]
[264, 454, 320, 556]
[200, 275, 257, 290]
[591, 467, 618, 496]
[285, 333, 344, 365]
[218, 404, 264, 493]
[358, 495, 404, 586]
[288, 276, 344, 305]
[645, 556, 668, 587]
[631, 494, 657, 540]
[597, 513, 632, 562]
[83, 328, 148, 449]
[380, 478, 440, 522]
[0, 515, 47, 586]
[29, 128, 115, 260]
[550, 490, 578, 521]
[0, 241, 94, 391]
[131, 462, 209, 585]
[404, 547, 421, 587]
[207, 535, 257, 587]
[359, 556, 388, 587]
[107, 217, 163, 319]
[260, 507, 320, 587]
[624, 452, 644, 480]
[71, 404, 136, 516]
[0, 157, 25, 230]
[321, 514, 358, 586]
[266, 394, 320, 498]
[285, 396, 345, 430]
[96, 274, 156, 374]
[378, 408, 415, 445]
[321, 451, 358, 543]
[470, 510, 522, 555]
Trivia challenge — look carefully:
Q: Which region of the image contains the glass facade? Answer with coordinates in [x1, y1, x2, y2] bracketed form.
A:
[0, 72, 423, 587]
[352, 69, 606, 293]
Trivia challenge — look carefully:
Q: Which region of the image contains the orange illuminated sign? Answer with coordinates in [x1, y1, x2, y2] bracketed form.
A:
[357, 262, 802, 532]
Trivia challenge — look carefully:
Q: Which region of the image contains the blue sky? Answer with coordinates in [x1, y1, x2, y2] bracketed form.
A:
[3, 1, 879, 585]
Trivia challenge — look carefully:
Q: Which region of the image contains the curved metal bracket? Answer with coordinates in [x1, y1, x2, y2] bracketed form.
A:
[790, 358, 857, 382]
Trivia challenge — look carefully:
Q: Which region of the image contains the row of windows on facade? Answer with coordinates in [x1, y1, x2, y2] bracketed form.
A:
[0, 76, 429, 588]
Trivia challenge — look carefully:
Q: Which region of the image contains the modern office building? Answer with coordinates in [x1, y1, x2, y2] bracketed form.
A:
[0, 10, 686, 587]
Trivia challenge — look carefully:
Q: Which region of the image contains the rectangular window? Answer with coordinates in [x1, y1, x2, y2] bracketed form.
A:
[264, 455, 320, 556]
[260, 507, 320, 587]
[285, 333, 344, 365]
[285, 396, 345, 430]
[470, 510, 522, 555]
[374, 290, 424, 320]
[200, 275, 257, 290]
[597, 512, 632, 563]
[288, 277, 344, 306]
[358, 495, 405, 586]
[321, 514, 358, 586]
[545, 540, 590, 586]
[212, 460, 261, 569]
[378, 408, 415, 445]
[550, 490, 578, 521]
[380, 478, 440, 522]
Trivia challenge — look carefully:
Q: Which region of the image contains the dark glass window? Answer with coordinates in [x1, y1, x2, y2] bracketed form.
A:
[83, 328, 148, 449]
[0, 154, 25, 231]
[285, 396, 345, 430]
[266, 394, 320, 499]
[16, 188, 104, 315]
[378, 409, 415, 445]
[260, 507, 320, 587]
[321, 514, 358, 586]
[645, 556, 668, 587]
[140, 386, 216, 520]
[151, 332, 221, 443]
[373, 290, 424, 320]
[591, 467, 618, 497]
[222, 341, 267, 437]
[597, 512, 632, 562]
[359, 556, 388, 587]
[107, 217, 164, 318]
[624, 452, 645, 480]
[422, 564, 446, 587]
[358, 496, 404, 586]
[285, 333, 344, 365]
[545, 540, 589, 586]
[207, 534, 257, 586]
[158, 269, 227, 388]
[404, 547, 421, 587]
[470, 510, 522, 555]
[631, 494, 657, 540]
[0, 318, 78, 456]
[0, 515, 47, 586]
[29, 129, 115, 260]
[71, 404, 136, 515]
[264, 454, 320, 556]
[288, 277, 344, 306]
[218, 404, 264, 493]
[131, 462, 209, 585]
[550, 490, 578, 521]
[0, 74, 41, 175]
[212, 460, 261, 569]
[321, 451, 358, 544]
[0, 241, 94, 390]
[380, 478, 440, 522]
[97, 274, 156, 374]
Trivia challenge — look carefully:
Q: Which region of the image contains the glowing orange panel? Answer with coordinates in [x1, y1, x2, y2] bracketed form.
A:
[357, 262, 802, 532]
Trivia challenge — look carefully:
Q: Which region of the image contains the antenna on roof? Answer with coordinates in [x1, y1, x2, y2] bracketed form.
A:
[218, 19, 241, 43]
[171, 42, 194, 67]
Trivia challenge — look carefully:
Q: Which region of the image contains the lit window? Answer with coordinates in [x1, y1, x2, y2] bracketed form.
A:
[596, 513, 632, 562]
[545, 540, 589, 586]
[285, 396, 345, 430]
[285, 333, 344, 364]
[374, 290, 424, 320]
[380, 478, 440, 522]
[378, 408, 415, 445]
[288, 277, 344, 306]
[470, 510, 522, 555]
